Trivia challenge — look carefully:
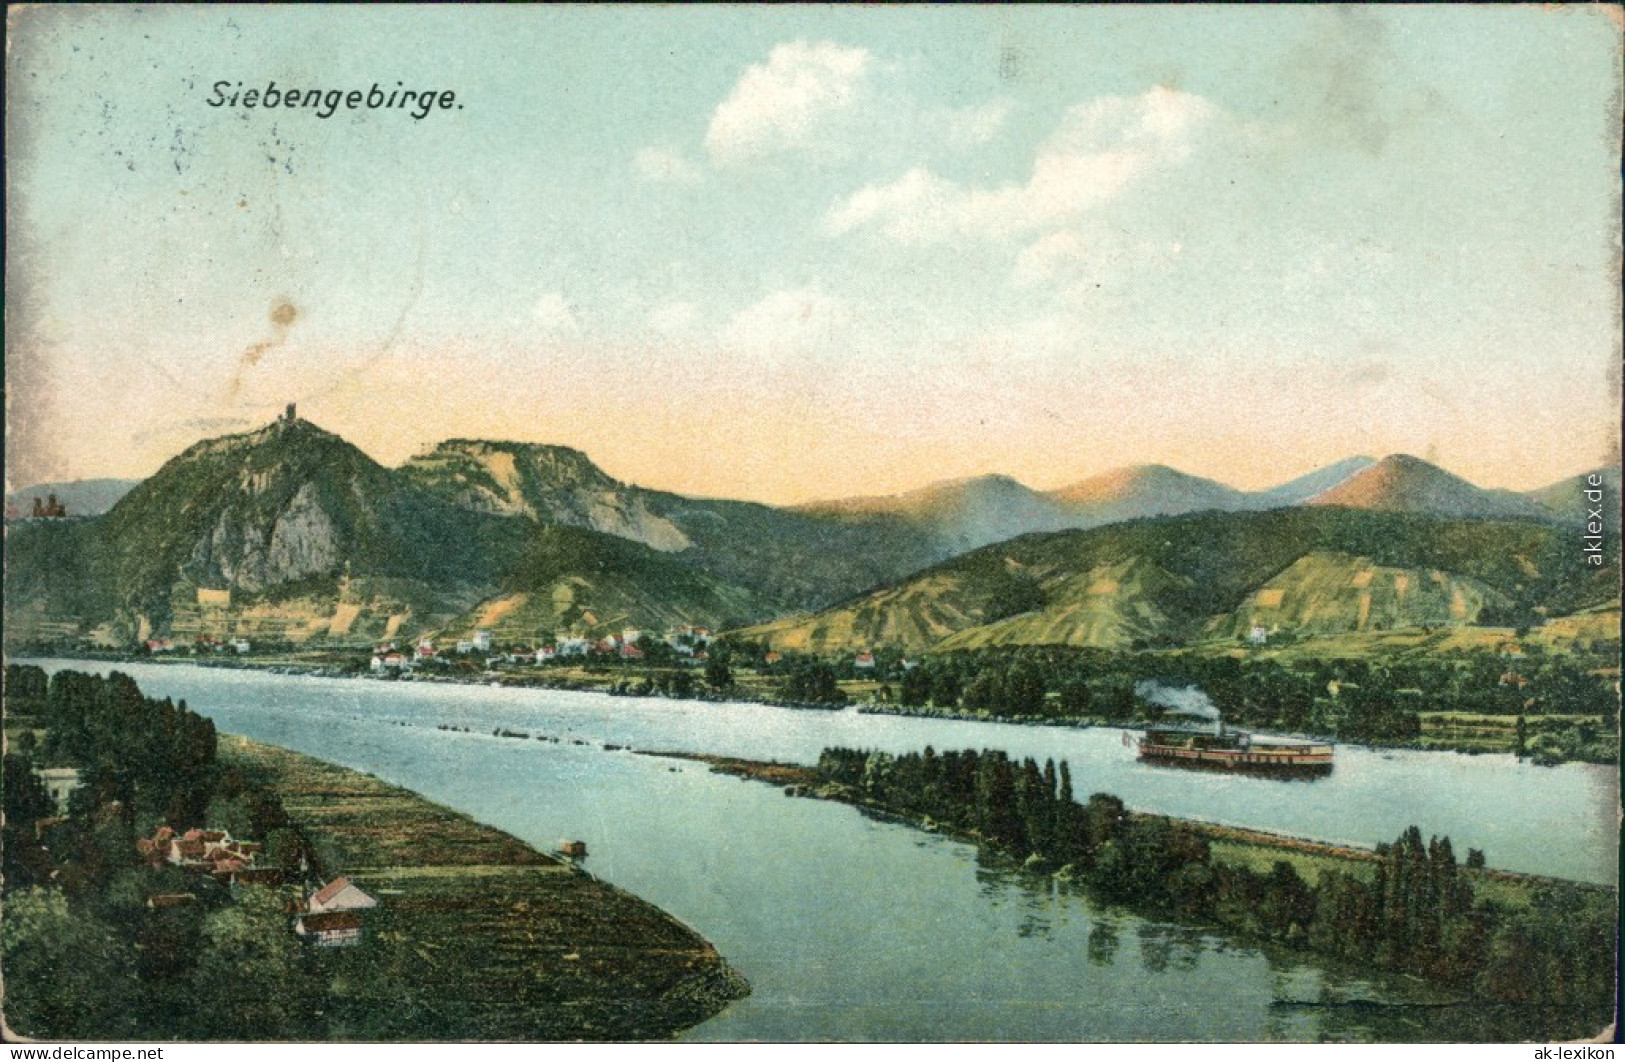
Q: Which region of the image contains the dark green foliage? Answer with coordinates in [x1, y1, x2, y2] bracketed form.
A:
[704, 646, 734, 691]
[983, 567, 1046, 622]
[37, 669, 218, 825]
[868, 642, 1614, 762]
[189, 888, 323, 1039]
[781, 661, 846, 704]
[6, 662, 50, 700]
[1, 669, 325, 1040]
[3, 754, 56, 890]
[0, 888, 142, 1039]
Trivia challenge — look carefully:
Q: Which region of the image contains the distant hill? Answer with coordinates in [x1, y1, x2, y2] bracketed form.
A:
[1250, 457, 1375, 507]
[796, 462, 1288, 556]
[6, 413, 538, 644]
[737, 507, 1616, 654]
[798, 474, 1073, 554]
[1525, 466, 1621, 528]
[1045, 464, 1249, 524]
[792, 455, 1547, 554]
[5, 478, 140, 519]
[1306, 454, 1551, 521]
[93, 415, 525, 599]
[401, 439, 691, 552]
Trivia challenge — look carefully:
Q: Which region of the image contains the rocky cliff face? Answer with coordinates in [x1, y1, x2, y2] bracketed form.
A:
[401, 440, 692, 552]
[186, 481, 344, 592]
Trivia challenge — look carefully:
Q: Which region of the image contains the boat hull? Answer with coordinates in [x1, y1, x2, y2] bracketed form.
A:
[1138, 732, 1334, 778]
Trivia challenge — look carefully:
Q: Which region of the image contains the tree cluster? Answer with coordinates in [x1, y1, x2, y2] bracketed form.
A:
[812, 744, 1616, 1021]
[2, 666, 323, 1040]
[880, 644, 1614, 758]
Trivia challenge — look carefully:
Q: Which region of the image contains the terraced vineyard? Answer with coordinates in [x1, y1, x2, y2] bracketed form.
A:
[220, 739, 747, 1041]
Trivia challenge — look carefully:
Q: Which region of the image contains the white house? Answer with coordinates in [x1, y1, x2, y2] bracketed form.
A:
[473, 629, 493, 652]
[34, 767, 83, 814]
[1248, 624, 1269, 646]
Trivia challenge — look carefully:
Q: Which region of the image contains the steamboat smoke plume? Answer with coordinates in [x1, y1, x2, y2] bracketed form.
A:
[1134, 681, 1221, 722]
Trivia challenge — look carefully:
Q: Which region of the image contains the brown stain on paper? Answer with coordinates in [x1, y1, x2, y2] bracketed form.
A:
[228, 297, 299, 399]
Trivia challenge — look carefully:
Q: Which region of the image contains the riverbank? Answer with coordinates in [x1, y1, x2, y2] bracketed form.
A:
[856, 702, 1620, 765]
[25, 649, 1613, 765]
[661, 749, 1616, 936]
[220, 736, 748, 1040]
[658, 751, 1389, 878]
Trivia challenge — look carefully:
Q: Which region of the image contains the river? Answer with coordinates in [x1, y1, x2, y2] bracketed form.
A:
[20, 659, 1619, 1042]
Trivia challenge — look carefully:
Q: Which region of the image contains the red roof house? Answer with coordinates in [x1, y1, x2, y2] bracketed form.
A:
[308, 876, 378, 913]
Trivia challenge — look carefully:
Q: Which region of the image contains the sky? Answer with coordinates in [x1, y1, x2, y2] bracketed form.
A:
[6, 5, 1622, 504]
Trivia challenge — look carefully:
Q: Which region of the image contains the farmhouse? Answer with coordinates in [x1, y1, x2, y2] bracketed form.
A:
[295, 910, 364, 947]
[308, 875, 378, 914]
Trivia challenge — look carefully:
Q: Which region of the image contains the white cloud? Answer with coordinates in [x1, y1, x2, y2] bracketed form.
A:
[634, 146, 703, 185]
[532, 292, 582, 333]
[723, 285, 851, 355]
[648, 300, 699, 334]
[705, 41, 870, 165]
[826, 86, 1218, 244]
[942, 98, 1014, 149]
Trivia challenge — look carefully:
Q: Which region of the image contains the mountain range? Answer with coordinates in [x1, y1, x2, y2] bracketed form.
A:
[799, 452, 1599, 554]
[739, 506, 1617, 654]
[5, 412, 1616, 653]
